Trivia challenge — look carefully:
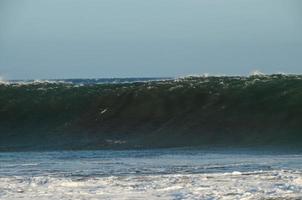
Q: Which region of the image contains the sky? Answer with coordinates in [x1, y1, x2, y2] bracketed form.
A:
[0, 0, 301, 80]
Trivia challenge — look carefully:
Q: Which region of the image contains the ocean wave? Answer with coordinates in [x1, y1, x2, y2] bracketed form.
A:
[0, 75, 302, 150]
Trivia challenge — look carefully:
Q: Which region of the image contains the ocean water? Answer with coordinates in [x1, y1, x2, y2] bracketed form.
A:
[1, 75, 302, 199]
[1, 148, 302, 200]
[1, 75, 302, 151]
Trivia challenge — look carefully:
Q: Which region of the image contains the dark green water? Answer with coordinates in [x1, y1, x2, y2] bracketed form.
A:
[1, 75, 302, 151]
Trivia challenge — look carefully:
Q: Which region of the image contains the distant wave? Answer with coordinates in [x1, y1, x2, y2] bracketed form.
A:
[1, 74, 302, 151]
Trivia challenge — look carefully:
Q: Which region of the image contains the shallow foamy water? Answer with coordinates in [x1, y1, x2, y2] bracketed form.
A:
[1, 148, 302, 199]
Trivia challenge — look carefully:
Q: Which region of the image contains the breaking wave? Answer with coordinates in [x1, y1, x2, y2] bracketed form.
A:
[1, 74, 302, 151]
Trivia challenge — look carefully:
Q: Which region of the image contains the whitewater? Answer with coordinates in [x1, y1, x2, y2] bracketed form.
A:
[1, 148, 302, 200]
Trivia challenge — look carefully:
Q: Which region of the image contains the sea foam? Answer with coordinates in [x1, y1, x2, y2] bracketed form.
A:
[1, 170, 302, 200]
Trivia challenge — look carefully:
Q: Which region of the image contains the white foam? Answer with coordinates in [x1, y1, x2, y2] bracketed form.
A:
[250, 70, 265, 76]
[1, 170, 302, 200]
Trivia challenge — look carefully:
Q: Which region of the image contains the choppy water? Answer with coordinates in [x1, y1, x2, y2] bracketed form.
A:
[1, 148, 302, 199]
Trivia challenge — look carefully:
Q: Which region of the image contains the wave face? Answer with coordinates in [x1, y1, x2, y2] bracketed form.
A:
[1, 75, 302, 151]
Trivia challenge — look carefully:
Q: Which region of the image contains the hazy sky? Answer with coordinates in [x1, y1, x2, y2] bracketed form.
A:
[0, 0, 301, 79]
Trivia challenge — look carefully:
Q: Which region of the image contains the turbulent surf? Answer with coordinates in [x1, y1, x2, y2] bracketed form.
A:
[1, 74, 302, 151]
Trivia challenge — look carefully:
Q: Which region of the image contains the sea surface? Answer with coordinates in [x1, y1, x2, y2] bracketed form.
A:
[1, 76, 302, 199]
[1, 148, 302, 200]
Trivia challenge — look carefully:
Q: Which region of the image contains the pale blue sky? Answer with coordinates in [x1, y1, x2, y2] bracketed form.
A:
[0, 0, 301, 79]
